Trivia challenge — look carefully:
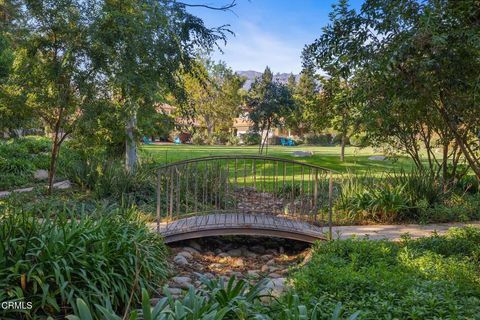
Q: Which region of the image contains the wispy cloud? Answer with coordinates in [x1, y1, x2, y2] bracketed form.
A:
[212, 20, 303, 73]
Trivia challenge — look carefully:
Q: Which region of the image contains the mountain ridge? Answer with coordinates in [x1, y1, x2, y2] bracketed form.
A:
[235, 70, 300, 90]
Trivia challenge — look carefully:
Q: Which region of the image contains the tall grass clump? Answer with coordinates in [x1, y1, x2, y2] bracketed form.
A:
[58, 150, 156, 203]
[334, 169, 479, 224]
[0, 205, 169, 319]
[0, 136, 52, 189]
[65, 277, 360, 320]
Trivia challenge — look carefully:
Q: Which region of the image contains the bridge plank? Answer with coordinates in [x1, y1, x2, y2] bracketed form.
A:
[157, 213, 326, 243]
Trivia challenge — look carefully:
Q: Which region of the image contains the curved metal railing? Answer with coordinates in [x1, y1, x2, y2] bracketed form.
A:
[156, 155, 336, 239]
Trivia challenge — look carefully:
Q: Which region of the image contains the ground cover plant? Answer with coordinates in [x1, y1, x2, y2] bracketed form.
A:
[292, 227, 480, 319]
[0, 205, 169, 319]
[0, 136, 52, 190]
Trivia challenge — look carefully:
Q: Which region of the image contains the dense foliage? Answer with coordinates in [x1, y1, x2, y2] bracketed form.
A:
[247, 67, 296, 154]
[0, 136, 51, 189]
[0, 206, 169, 319]
[336, 170, 480, 224]
[304, 0, 480, 182]
[293, 227, 480, 319]
[66, 277, 360, 320]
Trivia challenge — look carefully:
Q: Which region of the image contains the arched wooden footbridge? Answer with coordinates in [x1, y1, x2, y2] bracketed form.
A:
[155, 155, 336, 243]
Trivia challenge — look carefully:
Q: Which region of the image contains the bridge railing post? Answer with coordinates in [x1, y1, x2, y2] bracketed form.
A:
[328, 172, 334, 240]
[156, 169, 161, 232]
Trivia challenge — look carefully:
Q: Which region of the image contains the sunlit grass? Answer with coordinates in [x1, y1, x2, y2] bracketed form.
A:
[142, 144, 419, 174]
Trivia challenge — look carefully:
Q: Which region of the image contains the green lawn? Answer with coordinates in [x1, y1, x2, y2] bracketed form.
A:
[142, 144, 418, 174]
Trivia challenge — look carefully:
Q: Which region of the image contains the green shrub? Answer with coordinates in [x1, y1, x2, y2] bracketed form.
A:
[241, 131, 261, 145]
[212, 131, 231, 145]
[191, 132, 207, 145]
[0, 136, 53, 189]
[0, 206, 169, 319]
[58, 152, 156, 204]
[0, 173, 30, 190]
[0, 157, 35, 175]
[292, 228, 480, 319]
[304, 134, 332, 145]
[335, 170, 460, 223]
[226, 135, 240, 146]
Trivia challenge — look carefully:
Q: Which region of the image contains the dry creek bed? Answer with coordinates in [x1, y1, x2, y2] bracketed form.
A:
[152, 236, 312, 303]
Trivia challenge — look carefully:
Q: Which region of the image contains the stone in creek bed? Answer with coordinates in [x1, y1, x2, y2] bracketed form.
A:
[261, 265, 270, 273]
[209, 263, 223, 269]
[266, 259, 276, 266]
[268, 266, 280, 273]
[260, 254, 274, 261]
[268, 273, 283, 279]
[217, 252, 230, 258]
[188, 240, 202, 252]
[231, 258, 245, 267]
[262, 278, 287, 298]
[174, 255, 189, 266]
[167, 287, 183, 295]
[201, 272, 215, 279]
[226, 248, 243, 257]
[177, 251, 193, 260]
[247, 270, 260, 278]
[182, 247, 200, 255]
[171, 276, 192, 289]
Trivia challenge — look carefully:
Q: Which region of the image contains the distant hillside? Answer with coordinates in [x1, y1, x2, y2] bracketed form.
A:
[236, 70, 300, 90]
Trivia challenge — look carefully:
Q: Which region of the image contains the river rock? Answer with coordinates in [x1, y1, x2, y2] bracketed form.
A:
[34, 169, 48, 180]
[177, 251, 193, 260]
[182, 247, 200, 255]
[209, 263, 223, 269]
[269, 273, 282, 279]
[188, 240, 202, 251]
[227, 248, 243, 257]
[247, 270, 260, 278]
[172, 276, 192, 289]
[268, 266, 280, 273]
[264, 278, 287, 297]
[167, 287, 183, 295]
[231, 258, 244, 267]
[260, 254, 273, 261]
[266, 259, 276, 266]
[217, 252, 230, 258]
[174, 255, 188, 266]
[261, 265, 270, 273]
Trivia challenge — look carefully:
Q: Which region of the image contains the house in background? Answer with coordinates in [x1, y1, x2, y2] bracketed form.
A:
[156, 103, 293, 143]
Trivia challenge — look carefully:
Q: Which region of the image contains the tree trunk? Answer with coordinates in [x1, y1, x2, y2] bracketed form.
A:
[340, 134, 346, 161]
[436, 103, 480, 179]
[442, 142, 449, 191]
[126, 112, 137, 173]
[47, 132, 60, 195]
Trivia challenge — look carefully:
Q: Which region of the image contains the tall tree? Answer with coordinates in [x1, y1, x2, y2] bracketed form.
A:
[181, 59, 245, 138]
[90, 0, 233, 172]
[303, 0, 364, 161]
[9, 0, 92, 193]
[247, 66, 295, 154]
[286, 68, 322, 137]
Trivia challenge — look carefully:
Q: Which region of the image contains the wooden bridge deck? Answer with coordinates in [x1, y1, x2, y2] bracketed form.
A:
[155, 213, 327, 243]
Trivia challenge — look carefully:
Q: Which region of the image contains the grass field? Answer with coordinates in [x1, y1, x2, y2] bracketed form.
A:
[142, 144, 419, 174]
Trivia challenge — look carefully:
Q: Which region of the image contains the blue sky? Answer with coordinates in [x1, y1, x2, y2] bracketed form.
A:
[187, 0, 363, 73]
